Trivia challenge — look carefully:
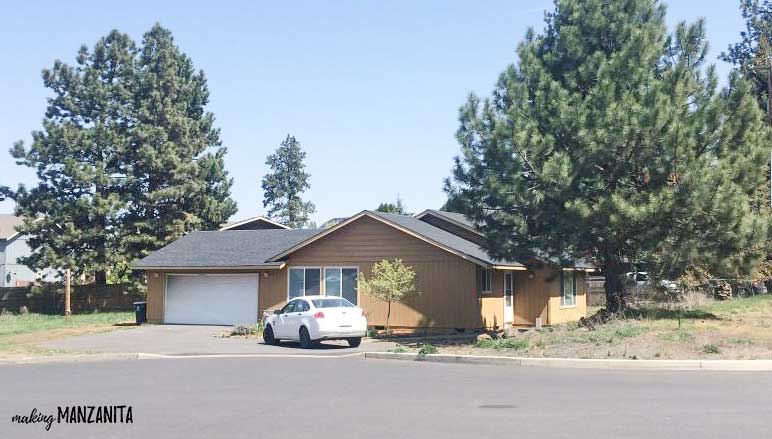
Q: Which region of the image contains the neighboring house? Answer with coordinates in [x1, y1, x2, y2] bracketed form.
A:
[219, 216, 291, 231]
[133, 210, 594, 329]
[0, 215, 57, 287]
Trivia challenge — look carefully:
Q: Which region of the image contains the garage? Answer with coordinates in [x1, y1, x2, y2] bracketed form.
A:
[164, 274, 259, 325]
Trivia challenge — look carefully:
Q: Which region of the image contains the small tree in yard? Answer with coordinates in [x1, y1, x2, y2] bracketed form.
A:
[358, 259, 418, 333]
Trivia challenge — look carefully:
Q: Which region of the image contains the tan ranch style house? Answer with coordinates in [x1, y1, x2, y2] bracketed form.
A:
[132, 210, 595, 330]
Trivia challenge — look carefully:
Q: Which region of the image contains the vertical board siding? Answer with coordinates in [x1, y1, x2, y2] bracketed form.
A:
[262, 216, 486, 329]
[146, 271, 165, 323]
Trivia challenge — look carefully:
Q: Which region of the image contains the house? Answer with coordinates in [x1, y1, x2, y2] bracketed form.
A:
[132, 210, 594, 329]
[0, 215, 57, 287]
[219, 216, 291, 231]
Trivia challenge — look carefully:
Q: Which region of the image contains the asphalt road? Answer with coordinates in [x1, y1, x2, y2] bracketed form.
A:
[1, 357, 771, 439]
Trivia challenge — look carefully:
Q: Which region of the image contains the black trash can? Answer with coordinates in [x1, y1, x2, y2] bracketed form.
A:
[133, 301, 147, 325]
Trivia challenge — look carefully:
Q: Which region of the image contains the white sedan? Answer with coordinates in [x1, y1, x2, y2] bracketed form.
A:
[262, 296, 368, 348]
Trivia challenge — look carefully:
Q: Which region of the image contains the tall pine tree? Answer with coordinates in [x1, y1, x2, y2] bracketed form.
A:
[261, 135, 316, 228]
[445, 0, 771, 310]
[7, 25, 237, 283]
[9, 31, 136, 283]
[121, 24, 237, 261]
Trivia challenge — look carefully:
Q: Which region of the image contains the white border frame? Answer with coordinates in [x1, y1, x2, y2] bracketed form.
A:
[503, 272, 514, 325]
[560, 271, 577, 309]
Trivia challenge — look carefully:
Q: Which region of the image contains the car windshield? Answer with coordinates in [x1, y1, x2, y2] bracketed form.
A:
[312, 298, 355, 308]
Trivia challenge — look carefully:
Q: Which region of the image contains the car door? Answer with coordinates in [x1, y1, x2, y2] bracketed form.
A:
[285, 299, 310, 340]
[273, 301, 297, 338]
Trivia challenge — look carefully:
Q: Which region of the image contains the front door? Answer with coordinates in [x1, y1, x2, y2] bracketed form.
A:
[504, 273, 514, 326]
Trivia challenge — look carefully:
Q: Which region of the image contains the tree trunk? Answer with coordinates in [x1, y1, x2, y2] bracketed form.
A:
[603, 261, 627, 314]
[385, 301, 391, 334]
[94, 270, 107, 285]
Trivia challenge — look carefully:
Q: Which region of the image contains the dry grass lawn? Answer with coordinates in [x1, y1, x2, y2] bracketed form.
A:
[394, 295, 772, 360]
[0, 312, 135, 357]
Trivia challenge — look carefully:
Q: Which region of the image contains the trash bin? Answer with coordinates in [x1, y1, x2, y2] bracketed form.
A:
[133, 301, 147, 325]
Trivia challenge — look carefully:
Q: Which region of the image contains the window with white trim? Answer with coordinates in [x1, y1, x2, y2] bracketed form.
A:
[561, 271, 576, 307]
[288, 268, 321, 299]
[477, 267, 492, 294]
[324, 267, 358, 305]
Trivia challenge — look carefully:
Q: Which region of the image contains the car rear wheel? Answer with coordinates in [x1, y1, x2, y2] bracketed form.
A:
[263, 325, 278, 345]
[347, 337, 362, 348]
[299, 326, 314, 349]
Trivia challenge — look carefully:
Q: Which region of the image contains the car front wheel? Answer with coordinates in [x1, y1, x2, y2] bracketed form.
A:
[347, 337, 362, 348]
[263, 325, 278, 345]
[299, 326, 314, 349]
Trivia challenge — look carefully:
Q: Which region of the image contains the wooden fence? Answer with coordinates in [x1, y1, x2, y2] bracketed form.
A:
[587, 276, 607, 306]
[0, 284, 144, 314]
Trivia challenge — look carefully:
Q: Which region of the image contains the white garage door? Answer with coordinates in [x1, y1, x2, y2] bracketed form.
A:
[165, 275, 259, 325]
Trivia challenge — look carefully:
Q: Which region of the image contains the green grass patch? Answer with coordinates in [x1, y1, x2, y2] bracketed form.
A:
[728, 337, 753, 345]
[705, 295, 772, 316]
[0, 312, 134, 338]
[659, 329, 695, 342]
[476, 337, 529, 351]
[389, 346, 408, 353]
[702, 344, 720, 354]
[417, 343, 438, 355]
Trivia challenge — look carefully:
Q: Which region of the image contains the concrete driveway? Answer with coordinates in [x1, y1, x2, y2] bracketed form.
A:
[42, 324, 396, 355]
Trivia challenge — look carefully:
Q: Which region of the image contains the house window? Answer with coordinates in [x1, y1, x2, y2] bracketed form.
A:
[324, 267, 359, 305]
[504, 273, 514, 307]
[477, 267, 492, 294]
[561, 271, 576, 307]
[288, 267, 321, 299]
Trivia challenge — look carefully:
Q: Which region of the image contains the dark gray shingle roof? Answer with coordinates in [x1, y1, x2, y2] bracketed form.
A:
[366, 211, 524, 267]
[420, 209, 479, 231]
[132, 229, 321, 269]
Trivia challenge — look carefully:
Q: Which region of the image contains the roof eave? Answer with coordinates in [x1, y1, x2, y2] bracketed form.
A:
[131, 262, 286, 271]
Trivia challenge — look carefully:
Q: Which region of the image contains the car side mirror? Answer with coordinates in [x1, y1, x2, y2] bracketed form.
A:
[274, 310, 281, 315]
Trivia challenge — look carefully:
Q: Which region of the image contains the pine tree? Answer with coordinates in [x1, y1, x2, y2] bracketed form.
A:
[721, 0, 772, 124]
[376, 195, 407, 214]
[261, 135, 316, 228]
[121, 24, 237, 260]
[6, 25, 237, 282]
[445, 0, 771, 311]
[9, 31, 137, 283]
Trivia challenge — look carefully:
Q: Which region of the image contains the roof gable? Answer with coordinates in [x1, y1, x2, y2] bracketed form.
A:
[268, 210, 525, 269]
[219, 216, 290, 231]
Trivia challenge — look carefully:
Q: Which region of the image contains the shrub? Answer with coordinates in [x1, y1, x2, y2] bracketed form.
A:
[231, 325, 255, 336]
[417, 343, 438, 355]
[476, 337, 529, 351]
[702, 344, 720, 354]
[390, 346, 408, 353]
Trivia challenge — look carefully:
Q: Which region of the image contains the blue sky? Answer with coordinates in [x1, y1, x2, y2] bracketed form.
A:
[0, 1, 746, 225]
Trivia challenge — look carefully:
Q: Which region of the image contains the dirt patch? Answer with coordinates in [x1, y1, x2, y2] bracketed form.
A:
[387, 295, 772, 360]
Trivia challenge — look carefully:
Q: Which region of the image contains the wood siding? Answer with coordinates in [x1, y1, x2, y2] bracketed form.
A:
[262, 216, 486, 329]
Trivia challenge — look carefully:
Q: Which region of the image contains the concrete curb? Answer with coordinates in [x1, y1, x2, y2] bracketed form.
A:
[0, 353, 140, 365]
[0, 352, 365, 365]
[363, 352, 772, 371]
